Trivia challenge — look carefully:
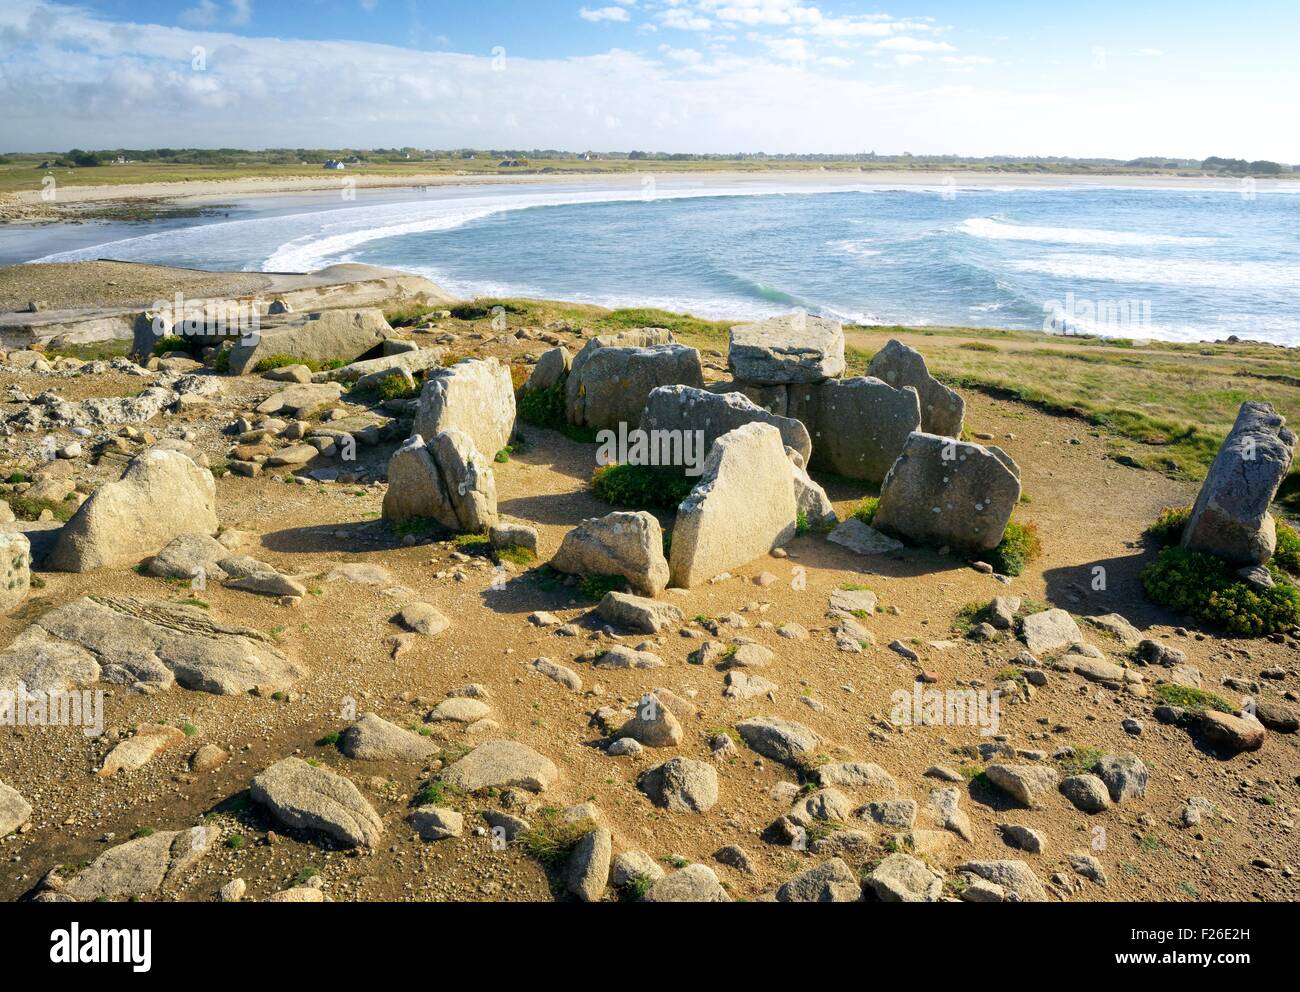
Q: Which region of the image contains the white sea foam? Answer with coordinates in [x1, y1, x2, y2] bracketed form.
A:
[958, 217, 1215, 246]
[1008, 253, 1300, 290]
[826, 239, 881, 258]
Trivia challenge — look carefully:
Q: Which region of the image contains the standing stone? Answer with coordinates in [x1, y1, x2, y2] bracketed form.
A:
[786, 447, 837, 528]
[523, 346, 570, 392]
[785, 376, 921, 483]
[867, 339, 965, 437]
[567, 827, 612, 902]
[413, 357, 516, 461]
[0, 532, 31, 613]
[567, 338, 704, 430]
[669, 423, 797, 588]
[873, 432, 1021, 552]
[550, 511, 669, 597]
[641, 384, 812, 465]
[728, 313, 845, 384]
[381, 431, 497, 532]
[1181, 401, 1296, 564]
[47, 449, 217, 572]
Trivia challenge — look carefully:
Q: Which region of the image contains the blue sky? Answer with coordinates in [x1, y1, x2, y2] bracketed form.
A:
[1, 0, 1297, 158]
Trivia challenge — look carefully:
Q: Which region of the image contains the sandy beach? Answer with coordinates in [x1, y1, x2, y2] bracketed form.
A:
[4, 168, 1294, 225]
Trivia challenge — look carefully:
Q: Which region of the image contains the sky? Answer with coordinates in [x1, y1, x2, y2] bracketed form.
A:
[0, 0, 1296, 159]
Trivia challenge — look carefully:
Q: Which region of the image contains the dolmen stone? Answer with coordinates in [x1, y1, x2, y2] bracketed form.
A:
[867, 339, 965, 437]
[0, 595, 304, 695]
[225, 308, 392, 375]
[47, 448, 217, 572]
[640, 384, 812, 465]
[669, 422, 797, 588]
[1181, 400, 1296, 564]
[873, 432, 1021, 552]
[728, 313, 845, 384]
[787, 377, 921, 483]
[566, 332, 704, 431]
[413, 357, 516, 462]
[382, 430, 497, 532]
[522, 346, 571, 392]
[550, 510, 670, 597]
[0, 532, 31, 613]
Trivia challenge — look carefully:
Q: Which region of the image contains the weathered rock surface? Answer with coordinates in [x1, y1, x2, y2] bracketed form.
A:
[728, 313, 845, 384]
[51, 826, 218, 902]
[438, 741, 558, 793]
[99, 723, 187, 776]
[144, 532, 230, 583]
[409, 805, 463, 841]
[48, 449, 217, 572]
[381, 430, 497, 532]
[226, 307, 392, 375]
[642, 863, 732, 902]
[0, 780, 32, 837]
[1019, 609, 1084, 656]
[638, 757, 719, 812]
[788, 376, 920, 483]
[596, 591, 684, 633]
[1181, 400, 1296, 564]
[551, 511, 670, 597]
[985, 764, 1059, 808]
[567, 336, 704, 430]
[776, 858, 861, 902]
[340, 713, 437, 761]
[0, 595, 302, 694]
[250, 757, 383, 848]
[641, 384, 813, 465]
[669, 422, 797, 588]
[867, 338, 965, 437]
[412, 357, 516, 461]
[567, 826, 612, 902]
[866, 853, 943, 902]
[873, 432, 1021, 552]
[956, 860, 1047, 902]
[522, 346, 571, 392]
[826, 518, 904, 556]
[736, 716, 820, 766]
[0, 531, 30, 613]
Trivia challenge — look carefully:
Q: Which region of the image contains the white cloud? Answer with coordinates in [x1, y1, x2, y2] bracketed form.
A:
[579, 6, 630, 22]
[875, 37, 955, 53]
[0, 0, 1290, 160]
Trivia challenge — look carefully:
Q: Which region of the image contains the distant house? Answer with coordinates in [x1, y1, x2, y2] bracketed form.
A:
[323, 160, 346, 170]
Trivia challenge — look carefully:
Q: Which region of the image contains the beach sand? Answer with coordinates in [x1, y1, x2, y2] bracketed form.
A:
[3, 168, 1292, 225]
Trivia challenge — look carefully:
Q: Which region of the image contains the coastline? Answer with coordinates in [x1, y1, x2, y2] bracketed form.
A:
[3, 168, 1295, 226]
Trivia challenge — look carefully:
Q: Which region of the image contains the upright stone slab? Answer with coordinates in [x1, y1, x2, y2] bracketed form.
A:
[669, 423, 798, 588]
[413, 357, 516, 461]
[641, 384, 813, 465]
[381, 431, 497, 533]
[1181, 401, 1296, 564]
[787, 377, 921, 483]
[874, 432, 1021, 552]
[566, 342, 704, 431]
[522, 346, 571, 392]
[867, 339, 965, 438]
[728, 313, 845, 385]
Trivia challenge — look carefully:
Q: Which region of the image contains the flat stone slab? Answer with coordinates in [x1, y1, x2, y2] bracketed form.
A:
[827, 518, 904, 556]
[0, 595, 304, 695]
[728, 313, 845, 385]
[54, 826, 218, 902]
[438, 741, 558, 793]
[250, 757, 383, 848]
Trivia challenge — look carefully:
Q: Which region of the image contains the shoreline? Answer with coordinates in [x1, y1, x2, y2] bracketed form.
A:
[3, 168, 1295, 225]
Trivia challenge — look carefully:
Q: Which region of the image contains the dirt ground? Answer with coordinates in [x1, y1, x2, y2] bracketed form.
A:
[0, 330, 1297, 904]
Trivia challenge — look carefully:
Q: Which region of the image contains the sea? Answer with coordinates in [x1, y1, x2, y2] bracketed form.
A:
[5, 177, 1298, 345]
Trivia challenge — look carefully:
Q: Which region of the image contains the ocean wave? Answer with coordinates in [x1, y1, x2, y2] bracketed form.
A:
[957, 217, 1215, 246]
[1008, 254, 1300, 290]
[825, 239, 881, 258]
